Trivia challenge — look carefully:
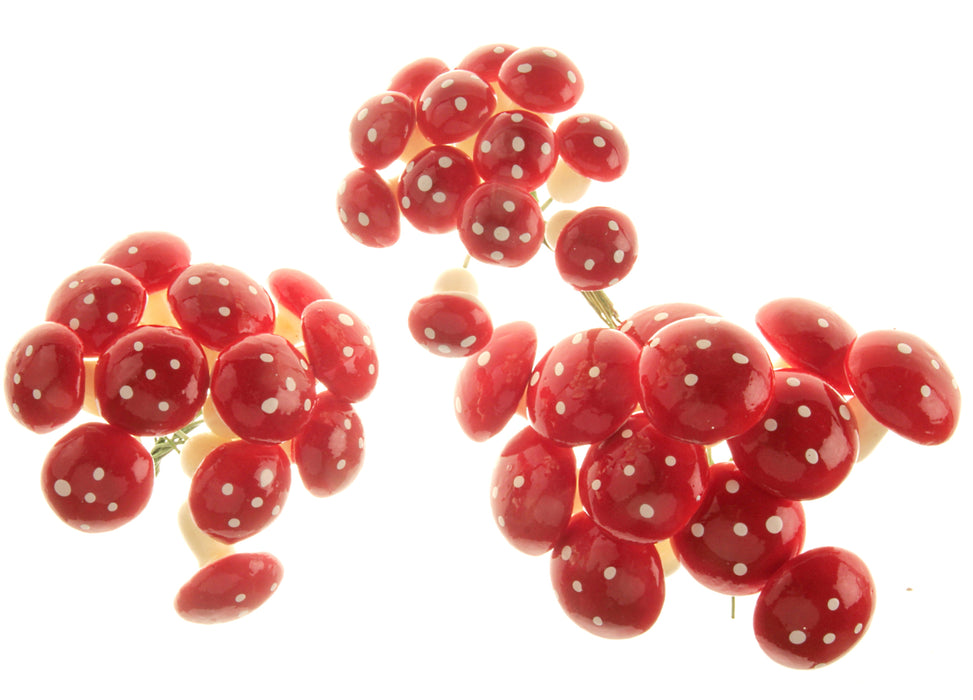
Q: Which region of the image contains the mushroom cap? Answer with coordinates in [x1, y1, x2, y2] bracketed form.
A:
[555, 113, 629, 182]
[101, 231, 192, 293]
[174, 551, 283, 624]
[454, 321, 537, 440]
[845, 329, 960, 445]
[267, 268, 331, 318]
[755, 297, 857, 395]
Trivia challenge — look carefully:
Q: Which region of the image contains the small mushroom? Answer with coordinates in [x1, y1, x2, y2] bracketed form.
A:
[555, 114, 629, 182]
[844, 329, 960, 445]
[407, 292, 493, 358]
[173, 549, 283, 624]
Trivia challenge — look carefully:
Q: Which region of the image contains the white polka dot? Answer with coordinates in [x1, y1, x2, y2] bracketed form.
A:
[639, 503, 655, 519]
[555, 401, 566, 415]
[696, 339, 712, 350]
[765, 515, 784, 534]
[691, 523, 704, 537]
[512, 475, 525, 488]
[827, 597, 840, 611]
[342, 346, 355, 357]
[623, 464, 635, 476]
[417, 175, 433, 192]
[798, 405, 812, 418]
[665, 456, 676, 467]
[590, 479, 601, 491]
[684, 374, 699, 387]
[805, 448, 819, 464]
[554, 362, 564, 376]
[786, 377, 802, 387]
[572, 580, 583, 592]
[817, 318, 830, 328]
[477, 351, 491, 367]
[83, 492, 96, 503]
[854, 623, 863, 634]
[92, 468, 105, 481]
[170, 359, 181, 370]
[732, 353, 750, 365]
[789, 630, 807, 645]
[145, 369, 156, 380]
[592, 616, 603, 626]
[733, 563, 748, 576]
[259, 469, 274, 487]
[218, 306, 231, 317]
[221, 483, 234, 496]
[251, 497, 264, 508]
[764, 418, 778, 431]
[260, 353, 274, 363]
[261, 398, 279, 414]
[119, 385, 134, 400]
[822, 633, 836, 644]
[839, 404, 851, 420]
[603, 567, 617, 580]
[897, 342, 912, 354]
[733, 522, 748, 536]
[54, 479, 71, 497]
[588, 366, 600, 378]
[227, 518, 241, 528]
[920, 384, 932, 398]
[725, 479, 740, 494]
[560, 546, 572, 560]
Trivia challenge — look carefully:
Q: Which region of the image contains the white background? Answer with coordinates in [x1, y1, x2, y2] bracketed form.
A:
[1, 1, 970, 698]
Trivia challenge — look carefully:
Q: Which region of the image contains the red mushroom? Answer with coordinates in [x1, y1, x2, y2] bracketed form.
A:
[555, 114, 629, 182]
[267, 267, 332, 344]
[337, 167, 402, 248]
[174, 550, 284, 624]
[407, 292, 493, 358]
[844, 329, 960, 445]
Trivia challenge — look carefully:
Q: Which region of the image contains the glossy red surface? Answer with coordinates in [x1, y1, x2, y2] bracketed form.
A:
[845, 329, 960, 445]
[671, 462, 806, 596]
[174, 552, 283, 624]
[527, 327, 641, 446]
[5, 322, 85, 433]
[728, 369, 859, 500]
[753, 546, 876, 669]
[579, 413, 709, 543]
[189, 440, 291, 543]
[490, 425, 576, 555]
[210, 332, 316, 443]
[638, 316, 775, 444]
[454, 320, 536, 441]
[301, 299, 378, 403]
[95, 324, 209, 436]
[550, 511, 665, 639]
[41, 422, 154, 533]
[167, 262, 275, 351]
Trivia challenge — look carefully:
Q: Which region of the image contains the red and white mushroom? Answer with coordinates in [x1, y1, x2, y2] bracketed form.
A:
[301, 299, 379, 402]
[46, 264, 147, 356]
[553, 206, 638, 291]
[397, 145, 480, 234]
[497, 46, 584, 114]
[457, 181, 546, 267]
[349, 91, 415, 170]
[555, 113, 629, 182]
[454, 320, 537, 440]
[337, 167, 402, 248]
[473, 109, 558, 192]
[755, 297, 857, 395]
[407, 292, 493, 358]
[173, 550, 284, 624]
[844, 329, 960, 445]
[41, 421, 154, 533]
[416, 69, 497, 145]
[5, 322, 85, 433]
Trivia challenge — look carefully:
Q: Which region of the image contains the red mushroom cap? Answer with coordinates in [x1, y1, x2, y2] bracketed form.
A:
[101, 232, 192, 293]
[845, 329, 960, 445]
[174, 551, 283, 624]
[267, 268, 331, 318]
[555, 114, 629, 182]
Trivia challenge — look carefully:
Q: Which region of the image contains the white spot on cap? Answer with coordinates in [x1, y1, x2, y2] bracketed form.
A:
[766, 515, 784, 534]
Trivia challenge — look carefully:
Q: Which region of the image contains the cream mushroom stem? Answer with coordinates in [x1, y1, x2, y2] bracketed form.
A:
[845, 395, 890, 462]
[177, 501, 235, 567]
